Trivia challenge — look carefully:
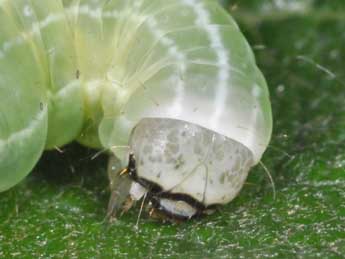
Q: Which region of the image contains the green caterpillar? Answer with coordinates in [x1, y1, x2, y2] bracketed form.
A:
[0, 0, 272, 219]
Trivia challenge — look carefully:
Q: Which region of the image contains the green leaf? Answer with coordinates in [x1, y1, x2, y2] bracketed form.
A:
[1, 1, 345, 258]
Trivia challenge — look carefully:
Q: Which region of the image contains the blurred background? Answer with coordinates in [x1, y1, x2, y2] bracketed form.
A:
[1, 1, 345, 258]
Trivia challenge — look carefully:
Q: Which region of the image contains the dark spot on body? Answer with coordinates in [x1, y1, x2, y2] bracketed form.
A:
[174, 155, 185, 170]
[219, 173, 226, 184]
[174, 164, 180, 170]
[167, 129, 179, 142]
[76, 69, 80, 79]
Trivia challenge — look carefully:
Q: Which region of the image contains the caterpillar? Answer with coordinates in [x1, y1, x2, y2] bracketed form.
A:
[0, 0, 272, 220]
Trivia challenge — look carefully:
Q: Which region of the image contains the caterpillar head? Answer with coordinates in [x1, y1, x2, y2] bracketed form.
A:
[108, 118, 254, 220]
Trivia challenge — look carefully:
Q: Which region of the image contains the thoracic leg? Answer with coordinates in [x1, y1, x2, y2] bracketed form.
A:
[106, 155, 132, 220]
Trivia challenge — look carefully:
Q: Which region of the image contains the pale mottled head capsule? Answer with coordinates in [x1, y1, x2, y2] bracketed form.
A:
[126, 118, 254, 219]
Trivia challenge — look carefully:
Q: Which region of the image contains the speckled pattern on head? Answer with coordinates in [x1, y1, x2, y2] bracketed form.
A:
[129, 118, 254, 206]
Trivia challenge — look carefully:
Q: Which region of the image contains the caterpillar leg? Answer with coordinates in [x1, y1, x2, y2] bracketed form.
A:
[106, 156, 132, 221]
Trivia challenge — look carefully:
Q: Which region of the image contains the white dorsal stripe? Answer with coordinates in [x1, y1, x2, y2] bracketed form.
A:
[182, 0, 230, 129]
[0, 12, 65, 59]
[0, 107, 47, 150]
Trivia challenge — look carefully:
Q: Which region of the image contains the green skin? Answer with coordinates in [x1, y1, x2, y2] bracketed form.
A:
[0, 0, 272, 192]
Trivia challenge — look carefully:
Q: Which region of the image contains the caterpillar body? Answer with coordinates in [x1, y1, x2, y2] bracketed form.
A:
[0, 0, 272, 219]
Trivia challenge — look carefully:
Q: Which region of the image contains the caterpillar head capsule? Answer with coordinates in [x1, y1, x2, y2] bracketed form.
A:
[108, 118, 254, 220]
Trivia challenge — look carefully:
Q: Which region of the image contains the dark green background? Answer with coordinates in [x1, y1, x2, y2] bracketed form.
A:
[1, 1, 345, 258]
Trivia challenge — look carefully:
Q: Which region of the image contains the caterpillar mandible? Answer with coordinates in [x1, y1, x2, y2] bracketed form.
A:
[0, 0, 272, 220]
